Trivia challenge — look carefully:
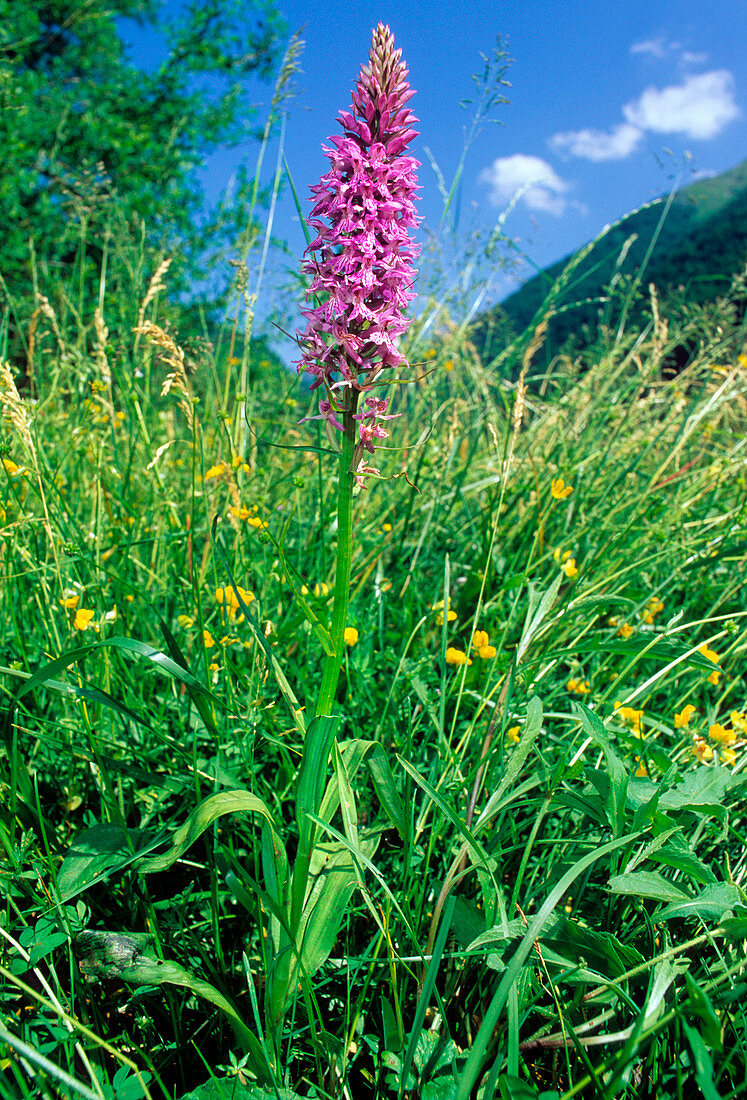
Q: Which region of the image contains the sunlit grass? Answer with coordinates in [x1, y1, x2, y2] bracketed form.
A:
[1, 148, 747, 1100]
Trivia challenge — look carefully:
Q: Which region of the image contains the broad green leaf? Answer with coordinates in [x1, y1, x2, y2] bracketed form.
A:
[517, 575, 562, 662]
[73, 930, 270, 1078]
[58, 823, 136, 901]
[295, 714, 340, 853]
[608, 871, 689, 903]
[136, 791, 277, 874]
[684, 971, 723, 1051]
[317, 738, 407, 839]
[177, 1082, 299, 1100]
[488, 696, 544, 811]
[574, 702, 628, 836]
[297, 840, 362, 975]
[656, 882, 741, 922]
[648, 842, 717, 885]
[719, 907, 747, 939]
[628, 767, 737, 817]
[681, 1021, 723, 1100]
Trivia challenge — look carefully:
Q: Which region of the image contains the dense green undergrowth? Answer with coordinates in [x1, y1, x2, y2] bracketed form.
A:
[2, 191, 747, 1099]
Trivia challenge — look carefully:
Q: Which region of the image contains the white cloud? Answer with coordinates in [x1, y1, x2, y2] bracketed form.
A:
[478, 154, 571, 215]
[630, 37, 672, 59]
[681, 50, 708, 67]
[550, 122, 643, 162]
[623, 70, 740, 139]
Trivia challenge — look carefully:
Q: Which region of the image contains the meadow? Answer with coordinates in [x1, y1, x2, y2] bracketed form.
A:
[2, 28, 747, 1100]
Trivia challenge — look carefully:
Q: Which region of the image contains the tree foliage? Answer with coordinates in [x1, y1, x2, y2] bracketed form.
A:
[0, 0, 285, 358]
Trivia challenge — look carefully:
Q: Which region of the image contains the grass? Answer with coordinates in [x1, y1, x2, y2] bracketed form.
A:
[2, 88, 747, 1100]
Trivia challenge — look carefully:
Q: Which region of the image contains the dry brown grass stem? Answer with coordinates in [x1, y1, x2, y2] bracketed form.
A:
[135, 321, 194, 429]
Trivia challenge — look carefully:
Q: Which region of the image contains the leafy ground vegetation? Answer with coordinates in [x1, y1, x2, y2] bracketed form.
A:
[2, 10, 747, 1100]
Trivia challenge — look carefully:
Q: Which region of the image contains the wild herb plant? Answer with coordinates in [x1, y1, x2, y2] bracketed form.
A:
[1, 19, 747, 1100]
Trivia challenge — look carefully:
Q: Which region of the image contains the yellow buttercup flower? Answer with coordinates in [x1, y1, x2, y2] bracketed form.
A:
[216, 585, 254, 621]
[445, 647, 472, 666]
[344, 627, 359, 647]
[614, 701, 644, 736]
[551, 478, 573, 500]
[642, 596, 664, 624]
[708, 723, 735, 745]
[692, 738, 713, 763]
[73, 608, 95, 631]
[433, 598, 457, 625]
[730, 711, 747, 735]
[674, 704, 696, 729]
[699, 644, 721, 685]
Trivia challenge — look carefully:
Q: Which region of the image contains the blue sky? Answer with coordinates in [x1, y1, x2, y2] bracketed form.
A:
[122, 0, 746, 308]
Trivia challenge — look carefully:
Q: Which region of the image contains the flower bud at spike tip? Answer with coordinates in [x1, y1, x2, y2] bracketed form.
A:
[296, 23, 420, 483]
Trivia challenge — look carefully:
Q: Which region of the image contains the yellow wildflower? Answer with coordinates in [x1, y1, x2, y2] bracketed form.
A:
[699, 644, 721, 685]
[60, 594, 80, 609]
[445, 647, 472, 666]
[344, 627, 359, 647]
[382, 522, 393, 532]
[2, 458, 22, 476]
[424, 348, 437, 360]
[614, 701, 644, 736]
[616, 622, 634, 639]
[721, 746, 737, 766]
[231, 455, 251, 474]
[433, 598, 457, 625]
[216, 585, 254, 621]
[708, 723, 735, 745]
[73, 608, 95, 631]
[202, 630, 215, 648]
[674, 704, 696, 729]
[507, 725, 521, 742]
[177, 614, 194, 628]
[730, 711, 747, 735]
[551, 478, 573, 499]
[443, 359, 454, 372]
[634, 757, 648, 778]
[473, 630, 497, 659]
[204, 463, 226, 480]
[692, 738, 713, 763]
[561, 557, 578, 578]
[567, 678, 591, 695]
[642, 596, 664, 624]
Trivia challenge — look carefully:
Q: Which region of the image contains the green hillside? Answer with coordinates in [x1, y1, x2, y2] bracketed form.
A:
[473, 158, 747, 366]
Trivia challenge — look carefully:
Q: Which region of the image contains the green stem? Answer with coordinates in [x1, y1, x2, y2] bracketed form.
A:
[315, 394, 357, 717]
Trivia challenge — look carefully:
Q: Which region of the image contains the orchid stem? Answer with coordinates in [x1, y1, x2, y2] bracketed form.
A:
[315, 396, 357, 718]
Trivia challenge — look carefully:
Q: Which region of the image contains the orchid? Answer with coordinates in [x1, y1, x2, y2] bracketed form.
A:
[296, 22, 420, 482]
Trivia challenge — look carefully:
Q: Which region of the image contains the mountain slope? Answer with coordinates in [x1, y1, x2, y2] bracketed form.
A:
[472, 159, 747, 365]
